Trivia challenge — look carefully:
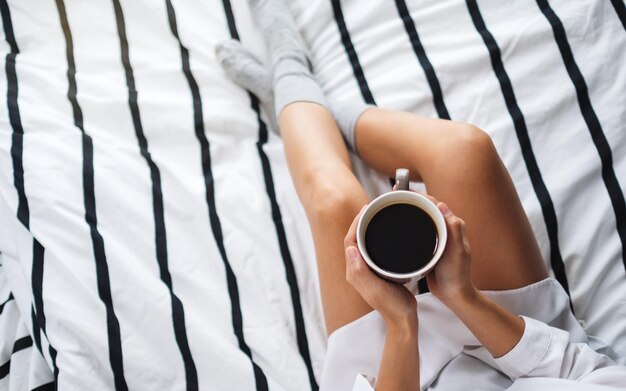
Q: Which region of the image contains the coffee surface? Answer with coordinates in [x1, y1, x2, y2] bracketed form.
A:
[365, 203, 438, 274]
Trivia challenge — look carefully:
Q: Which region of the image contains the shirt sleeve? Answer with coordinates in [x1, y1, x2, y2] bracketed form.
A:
[352, 374, 376, 391]
[494, 316, 626, 387]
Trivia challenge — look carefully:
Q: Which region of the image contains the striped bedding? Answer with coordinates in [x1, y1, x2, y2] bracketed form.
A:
[0, 0, 624, 390]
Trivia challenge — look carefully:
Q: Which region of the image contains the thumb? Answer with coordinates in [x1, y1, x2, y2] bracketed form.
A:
[345, 246, 379, 289]
[437, 202, 469, 254]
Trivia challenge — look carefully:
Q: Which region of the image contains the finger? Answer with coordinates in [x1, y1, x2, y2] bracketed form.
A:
[344, 205, 368, 248]
[438, 202, 466, 253]
[345, 246, 388, 294]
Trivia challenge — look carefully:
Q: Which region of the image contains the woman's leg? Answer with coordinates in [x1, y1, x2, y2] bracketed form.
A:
[217, 0, 374, 335]
[353, 108, 548, 290]
[280, 102, 373, 334]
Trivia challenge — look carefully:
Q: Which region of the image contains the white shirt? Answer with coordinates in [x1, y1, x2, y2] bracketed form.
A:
[352, 316, 626, 390]
[319, 278, 624, 391]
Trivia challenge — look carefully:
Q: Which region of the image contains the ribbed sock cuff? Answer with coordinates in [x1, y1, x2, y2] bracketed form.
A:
[274, 73, 327, 118]
[330, 101, 376, 154]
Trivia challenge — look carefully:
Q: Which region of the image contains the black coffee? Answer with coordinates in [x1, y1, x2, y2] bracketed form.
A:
[365, 203, 438, 274]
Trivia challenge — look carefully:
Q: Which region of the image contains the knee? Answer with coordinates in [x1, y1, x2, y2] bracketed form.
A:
[305, 177, 363, 225]
[441, 124, 500, 171]
[453, 124, 495, 154]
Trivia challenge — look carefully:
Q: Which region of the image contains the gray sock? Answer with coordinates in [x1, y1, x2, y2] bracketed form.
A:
[329, 101, 376, 154]
[250, 0, 327, 117]
[215, 39, 273, 106]
[215, 39, 278, 132]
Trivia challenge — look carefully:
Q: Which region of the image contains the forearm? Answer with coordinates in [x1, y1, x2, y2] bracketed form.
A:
[444, 287, 525, 358]
[376, 317, 420, 391]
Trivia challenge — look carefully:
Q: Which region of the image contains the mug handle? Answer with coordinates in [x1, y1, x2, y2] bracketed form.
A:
[394, 168, 410, 191]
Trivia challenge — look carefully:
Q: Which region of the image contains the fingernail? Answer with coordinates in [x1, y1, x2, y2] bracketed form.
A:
[438, 202, 450, 214]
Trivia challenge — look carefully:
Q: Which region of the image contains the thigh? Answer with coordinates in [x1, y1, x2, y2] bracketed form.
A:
[355, 108, 548, 290]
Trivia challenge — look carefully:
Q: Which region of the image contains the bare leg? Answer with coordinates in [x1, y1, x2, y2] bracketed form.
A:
[354, 108, 548, 290]
[221, 0, 373, 334]
[279, 104, 547, 333]
[280, 102, 373, 335]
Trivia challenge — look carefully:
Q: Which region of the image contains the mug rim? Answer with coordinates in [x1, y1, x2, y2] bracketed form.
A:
[356, 191, 448, 282]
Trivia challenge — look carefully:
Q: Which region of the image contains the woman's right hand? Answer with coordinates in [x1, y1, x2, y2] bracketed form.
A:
[344, 207, 418, 325]
[426, 202, 477, 305]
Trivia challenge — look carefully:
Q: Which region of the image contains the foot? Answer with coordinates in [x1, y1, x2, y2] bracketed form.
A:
[215, 39, 278, 132]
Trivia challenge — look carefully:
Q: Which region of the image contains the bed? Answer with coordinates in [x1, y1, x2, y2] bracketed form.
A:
[0, 0, 624, 389]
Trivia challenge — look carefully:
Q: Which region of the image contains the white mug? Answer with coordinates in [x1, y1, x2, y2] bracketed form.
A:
[356, 169, 448, 287]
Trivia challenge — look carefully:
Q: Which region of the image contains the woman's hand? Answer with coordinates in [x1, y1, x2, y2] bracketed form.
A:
[426, 202, 477, 305]
[345, 207, 421, 391]
[344, 207, 418, 325]
[425, 199, 525, 359]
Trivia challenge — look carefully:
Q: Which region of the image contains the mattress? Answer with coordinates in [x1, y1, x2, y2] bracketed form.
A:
[0, 0, 624, 390]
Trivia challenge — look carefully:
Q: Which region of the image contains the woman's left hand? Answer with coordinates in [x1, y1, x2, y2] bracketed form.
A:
[425, 201, 475, 306]
[344, 207, 418, 324]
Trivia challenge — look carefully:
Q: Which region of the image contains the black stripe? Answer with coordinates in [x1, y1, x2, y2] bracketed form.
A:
[30, 308, 41, 352]
[0, 359, 11, 380]
[156, 3, 214, 390]
[30, 247, 59, 388]
[32, 239, 59, 383]
[167, 1, 263, 389]
[330, 1, 398, 209]
[611, 0, 626, 31]
[330, 0, 376, 105]
[1, 1, 59, 381]
[171, 1, 273, 390]
[12, 335, 33, 354]
[0, 336, 33, 380]
[111, 2, 201, 390]
[31, 382, 55, 391]
[0, 358, 9, 380]
[48, 3, 129, 390]
[393, 0, 450, 119]
[466, 0, 571, 295]
[0, 292, 13, 314]
[253, 96, 319, 390]
[31, 242, 46, 355]
[0, 0, 28, 229]
[30, 304, 58, 388]
[221, 3, 318, 389]
[221, 0, 239, 40]
[536, 0, 626, 271]
[417, 277, 429, 294]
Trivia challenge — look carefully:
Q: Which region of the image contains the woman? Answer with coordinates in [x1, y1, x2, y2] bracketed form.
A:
[216, 1, 626, 389]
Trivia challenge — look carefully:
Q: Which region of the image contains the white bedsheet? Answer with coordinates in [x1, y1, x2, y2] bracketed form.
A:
[0, 1, 325, 389]
[0, 0, 624, 390]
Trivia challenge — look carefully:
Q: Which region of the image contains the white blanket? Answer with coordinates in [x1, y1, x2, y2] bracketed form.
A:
[0, 0, 625, 390]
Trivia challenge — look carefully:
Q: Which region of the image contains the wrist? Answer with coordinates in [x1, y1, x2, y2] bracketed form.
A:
[384, 312, 419, 339]
[440, 283, 480, 309]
